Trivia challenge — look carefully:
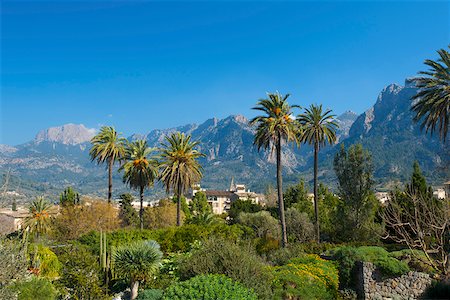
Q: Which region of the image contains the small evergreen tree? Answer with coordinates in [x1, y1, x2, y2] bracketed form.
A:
[119, 193, 139, 228]
[59, 187, 80, 206]
[332, 144, 382, 242]
[189, 192, 212, 216]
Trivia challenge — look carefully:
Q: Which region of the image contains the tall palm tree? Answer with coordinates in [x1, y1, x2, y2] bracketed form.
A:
[120, 140, 159, 230]
[112, 240, 162, 300]
[89, 126, 126, 202]
[412, 46, 450, 142]
[24, 196, 54, 238]
[298, 104, 338, 242]
[159, 132, 205, 226]
[250, 92, 300, 247]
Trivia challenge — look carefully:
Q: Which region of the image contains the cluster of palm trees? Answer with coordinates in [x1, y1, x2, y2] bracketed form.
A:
[90, 129, 204, 229]
[251, 93, 338, 247]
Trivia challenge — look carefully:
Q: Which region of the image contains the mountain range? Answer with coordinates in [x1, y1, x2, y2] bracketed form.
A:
[1, 79, 448, 201]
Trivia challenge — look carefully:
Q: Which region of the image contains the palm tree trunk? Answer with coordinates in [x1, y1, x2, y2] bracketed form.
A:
[276, 134, 288, 247]
[176, 179, 182, 226]
[108, 158, 113, 203]
[139, 186, 144, 230]
[314, 141, 320, 243]
[130, 280, 139, 300]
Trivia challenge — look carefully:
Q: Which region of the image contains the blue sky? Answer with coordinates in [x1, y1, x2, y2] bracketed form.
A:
[1, 1, 449, 145]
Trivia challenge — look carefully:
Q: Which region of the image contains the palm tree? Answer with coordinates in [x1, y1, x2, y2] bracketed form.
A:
[250, 92, 300, 247]
[112, 240, 162, 300]
[119, 140, 159, 230]
[89, 126, 126, 202]
[412, 46, 450, 142]
[24, 196, 54, 238]
[298, 104, 338, 242]
[159, 132, 205, 226]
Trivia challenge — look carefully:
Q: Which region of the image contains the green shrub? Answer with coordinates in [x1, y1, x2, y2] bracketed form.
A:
[327, 246, 409, 287]
[54, 244, 108, 300]
[27, 244, 61, 279]
[390, 249, 436, 274]
[163, 274, 258, 300]
[136, 288, 163, 300]
[271, 254, 339, 300]
[177, 237, 273, 299]
[14, 276, 57, 300]
[265, 243, 306, 266]
[78, 223, 251, 253]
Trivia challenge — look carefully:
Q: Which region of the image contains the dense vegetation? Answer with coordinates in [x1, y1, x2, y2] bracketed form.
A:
[1, 48, 448, 299]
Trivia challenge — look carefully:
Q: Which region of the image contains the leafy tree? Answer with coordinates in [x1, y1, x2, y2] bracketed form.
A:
[228, 199, 262, 223]
[237, 211, 280, 240]
[407, 161, 433, 197]
[59, 187, 80, 206]
[89, 126, 126, 202]
[24, 196, 54, 238]
[118, 193, 139, 228]
[52, 199, 121, 241]
[250, 92, 300, 247]
[159, 132, 205, 226]
[317, 184, 339, 239]
[333, 144, 381, 242]
[112, 240, 163, 300]
[144, 199, 183, 229]
[411, 46, 450, 142]
[285, 207, 315, 243]
[283, 180, 313, 215]
[120, 140, 159, 230]
[56, 244, 108, 300]
[189, 191, 212, 217]
[298, 104, 338, 242]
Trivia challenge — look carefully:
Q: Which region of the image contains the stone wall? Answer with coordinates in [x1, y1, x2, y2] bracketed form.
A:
[357, 261, 432, 300]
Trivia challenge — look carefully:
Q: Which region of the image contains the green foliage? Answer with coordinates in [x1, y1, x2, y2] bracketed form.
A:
[55, 244, 108, 300]
[159, 132, 206, 226]
[285, 207, 315, 243]
[163, 274, 258, 300]
[265, 242, 337, 266]
[333, 144, 382, 242]
[136, 289, 163, 300]
[112, 240, 162, 283]
[79, 223, 251, 253]
[317, 184, 339, 239]
[0, 238, 28, 299]
[228, 199, 263, 223]
[14, 276, 57, 300]
[390, 249, 437, 274]
[189, 191, 211, 216]
[411, 46, 450, 142]
[283, 180, 313, 214]
[237, 211, 280, 239]
[177, 237, 273, 299]
[24, 196, 54, 238]
[59, 186, 80, 206]
[271, 254, 339, 300]
[28, 244, 61, 279]
[119, 193, 139, 227]
[327, 246, 409, 287]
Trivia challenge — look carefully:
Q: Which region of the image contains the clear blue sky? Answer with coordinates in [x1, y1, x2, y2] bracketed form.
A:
[1, 0, 449, 145]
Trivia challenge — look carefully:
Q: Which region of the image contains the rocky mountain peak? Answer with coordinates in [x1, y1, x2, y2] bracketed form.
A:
[35, 124, 96, 145]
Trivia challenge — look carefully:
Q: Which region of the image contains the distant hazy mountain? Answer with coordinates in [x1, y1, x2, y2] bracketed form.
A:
[35, 124, 96, 145]
[1, 80, 447, 200]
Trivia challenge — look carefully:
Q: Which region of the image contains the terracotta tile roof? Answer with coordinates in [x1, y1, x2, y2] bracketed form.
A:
[204, 190, 235, 197]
